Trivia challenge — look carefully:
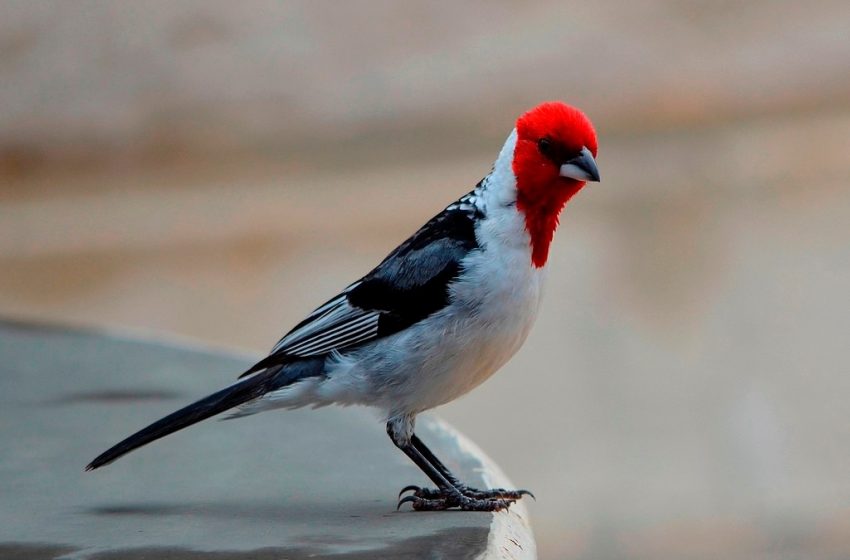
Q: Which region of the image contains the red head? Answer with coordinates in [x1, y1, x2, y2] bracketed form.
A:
[512, 101, 599, 267]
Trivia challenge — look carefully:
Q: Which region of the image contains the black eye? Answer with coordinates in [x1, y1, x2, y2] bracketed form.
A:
[537, 137, 552, 155]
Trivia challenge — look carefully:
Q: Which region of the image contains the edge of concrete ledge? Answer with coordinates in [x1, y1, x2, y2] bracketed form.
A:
[426, 418, 536, 560]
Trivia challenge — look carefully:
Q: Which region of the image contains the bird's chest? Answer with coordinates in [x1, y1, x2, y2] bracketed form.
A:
[456, 243, 543, 359]
[418, 236, 545, 407]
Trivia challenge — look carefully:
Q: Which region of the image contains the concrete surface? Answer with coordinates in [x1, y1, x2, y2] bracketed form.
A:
[0, 320, 535, 559]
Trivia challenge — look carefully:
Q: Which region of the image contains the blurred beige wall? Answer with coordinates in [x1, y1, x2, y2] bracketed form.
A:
[4, 0, 849, 170]
[2, 2, 850, 559]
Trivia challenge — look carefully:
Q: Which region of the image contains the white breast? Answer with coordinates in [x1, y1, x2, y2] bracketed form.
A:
[414, 236, 543, 410]
[404, 188, 544, 411]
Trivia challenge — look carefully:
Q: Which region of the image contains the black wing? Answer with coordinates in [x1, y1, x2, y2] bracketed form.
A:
[240, 202, 481, 377]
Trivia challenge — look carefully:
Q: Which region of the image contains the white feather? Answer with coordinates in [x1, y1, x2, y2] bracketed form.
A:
[270, 292, 379, 357]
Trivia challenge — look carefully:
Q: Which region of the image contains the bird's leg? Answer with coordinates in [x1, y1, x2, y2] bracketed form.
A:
[387, 419, 514, 512]
[401, 433, 533, 501]
[392, 437, 460, 511]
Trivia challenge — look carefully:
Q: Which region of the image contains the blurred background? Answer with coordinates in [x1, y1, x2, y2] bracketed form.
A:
[2, 1, 849, 558]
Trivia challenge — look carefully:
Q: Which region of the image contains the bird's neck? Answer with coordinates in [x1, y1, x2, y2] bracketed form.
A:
[483, 128, 584, 268]
[516, 181, 584, 268]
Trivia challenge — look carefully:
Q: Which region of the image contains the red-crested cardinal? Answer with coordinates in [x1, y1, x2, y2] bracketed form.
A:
[86, 101, 600, 512]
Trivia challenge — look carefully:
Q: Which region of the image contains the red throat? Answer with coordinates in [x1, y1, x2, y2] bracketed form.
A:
[515, 180, 585, 268]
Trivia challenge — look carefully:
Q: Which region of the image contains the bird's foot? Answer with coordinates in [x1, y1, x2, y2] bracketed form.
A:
[399, 484, 534, 501]
[397, 485, 532, 511]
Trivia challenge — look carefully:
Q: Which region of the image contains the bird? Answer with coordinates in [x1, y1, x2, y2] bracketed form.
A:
[86, 101, 600, 512]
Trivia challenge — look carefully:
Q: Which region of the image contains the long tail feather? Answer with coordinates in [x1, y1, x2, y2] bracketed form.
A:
[85, 368, 277, 471]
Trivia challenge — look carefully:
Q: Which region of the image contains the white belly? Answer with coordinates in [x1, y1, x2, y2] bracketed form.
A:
[413, 246, 545, 410]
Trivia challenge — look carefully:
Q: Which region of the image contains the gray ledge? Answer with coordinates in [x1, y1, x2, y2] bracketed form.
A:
[0, 320, 535, 559]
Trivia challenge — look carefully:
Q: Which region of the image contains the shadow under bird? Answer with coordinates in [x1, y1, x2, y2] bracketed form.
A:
[86, 101, 600, 512]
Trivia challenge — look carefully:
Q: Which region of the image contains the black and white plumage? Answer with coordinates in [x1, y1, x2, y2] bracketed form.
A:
[86, 102, 601, 512]
[246, 199, 481, 368]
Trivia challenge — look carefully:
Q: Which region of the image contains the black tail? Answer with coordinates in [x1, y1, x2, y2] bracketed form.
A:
[85, 368, 277, 471]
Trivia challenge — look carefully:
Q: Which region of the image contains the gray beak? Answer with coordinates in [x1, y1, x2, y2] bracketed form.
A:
[559, 146, 600, 182]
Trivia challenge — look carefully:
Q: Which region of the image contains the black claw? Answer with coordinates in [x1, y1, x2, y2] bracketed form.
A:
[518, 489, 536, 500]
[398, 485, 421, 498]
[397, 494, 453, 511]
[397, 494, 420, 510]
[412, 487, 444, 499]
